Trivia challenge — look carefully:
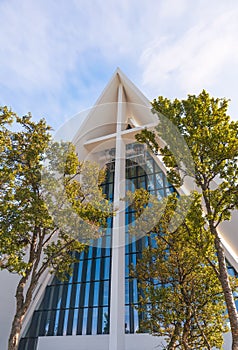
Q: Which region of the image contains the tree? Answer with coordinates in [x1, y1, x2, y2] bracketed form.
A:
[136, 91, 238, 349]
[0, 107, 112, 350]
[129, 190, 229, 350]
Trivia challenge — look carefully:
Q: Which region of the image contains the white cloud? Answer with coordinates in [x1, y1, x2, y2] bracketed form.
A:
[0, 0, 237, 125]
[0, 0, 141, 118]
[139, 3, 238, 112]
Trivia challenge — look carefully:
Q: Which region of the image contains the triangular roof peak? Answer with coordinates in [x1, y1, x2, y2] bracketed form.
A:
[93, 67, 150, 107]
[73, 69, 157, 146]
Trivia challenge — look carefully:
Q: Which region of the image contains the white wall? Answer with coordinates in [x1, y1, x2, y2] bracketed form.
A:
[223, 332, 232, 349]
[38, 335, 109, 350]
[0, 270, 20, 350]
[37, 332, 232, 350]
[38, 334, 163, 350]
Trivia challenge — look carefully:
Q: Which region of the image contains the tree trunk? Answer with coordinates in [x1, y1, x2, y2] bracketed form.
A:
[213, 230, 238, 350]
[8, 276, 29, 350]
[7, 234, 42, 350]
[182, 315, 191, 350]
[167, 337, 177, 350]
[202, 190, 238, 350]
[167, 322, 181, 349]
[8, 312, 24, 350]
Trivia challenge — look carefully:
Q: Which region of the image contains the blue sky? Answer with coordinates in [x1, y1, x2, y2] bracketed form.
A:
[0, 0, 238, 133]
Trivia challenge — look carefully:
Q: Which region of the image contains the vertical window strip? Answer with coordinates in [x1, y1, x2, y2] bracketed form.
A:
[125, 145, 176, 334]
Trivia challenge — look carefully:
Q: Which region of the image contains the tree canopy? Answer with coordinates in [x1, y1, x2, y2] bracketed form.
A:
[0, 107, 112, 350]
[129, 190, 229, 350]
[135, 90, 238, 349]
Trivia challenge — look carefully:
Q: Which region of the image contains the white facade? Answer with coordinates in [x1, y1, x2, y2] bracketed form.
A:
[0, 69, 237, 350]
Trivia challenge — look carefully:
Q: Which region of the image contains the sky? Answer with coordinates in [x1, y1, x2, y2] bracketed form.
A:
[0, 0, 238, 134]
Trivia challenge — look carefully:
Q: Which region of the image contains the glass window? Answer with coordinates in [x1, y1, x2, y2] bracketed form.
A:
[92, 308, 98, 334]
[87, 246, 93, 259]
[155, 172, 164, 188]
[86, 259, 92, 281]
[95, 258, 101, 281]
[133, 279, 138, 303]
[93, 281, 100, 306]
[147, 174, 155, 191]
[125, 255, 130, 276]
[104, 257, 110, 279]
[102, 308, 109, 334]
[65, 284, 72, 309]
[54, 309, 60, 335]
[84, 283, 90, 307]
[74, 284, 81, 308]
[125, 279, 129, 304]
[165, 186, 175, 195]
[96, 237, 102, 256]
[72, 309, 78, 335]
[145, 159, 154, 175]
[137, 176, 146, 189]
[125, 306, 130, 333]
[126, 178, 136, 192]
[63, 309, 69, 336]
[103, 281, 109, 305]
[20, 144, 180, 346]
[133, 308, 139, 333]
[82, 309, 87, 335]
[124, 144, 178, 334]
[77, 261, 83, 282]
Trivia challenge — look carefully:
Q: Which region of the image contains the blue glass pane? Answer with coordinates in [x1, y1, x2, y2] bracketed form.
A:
[82, 309, 87, 335]
[102, 307, 109, 334]
[125, 306, 130, 333]
[155, 172, 164, 188]
[72, 309, 78, 335]
[104, 257, 110, 279]
[92, 308, 98, 334]
[54, 309, 60, 335]
[63, 309, 69, 336]
[165, 186, 175, 195]
[84, 283, 90, 306]
[75, 284, 81, 307]
[93, 282, 99, 306]
[86, 260, 92, 281]
[95, 259, 101, 281]
[103, 281, 110, 305]
[87, 246, 93, 259]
